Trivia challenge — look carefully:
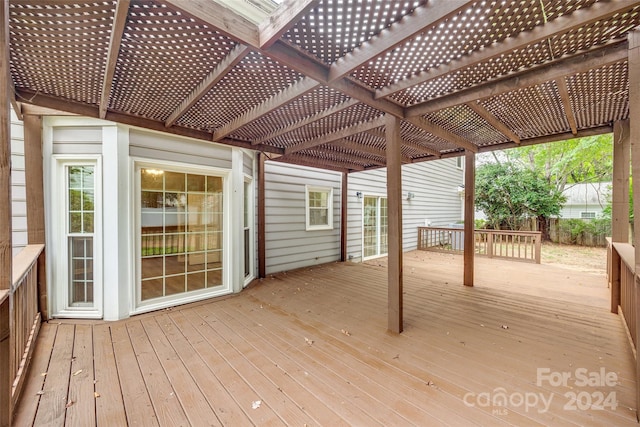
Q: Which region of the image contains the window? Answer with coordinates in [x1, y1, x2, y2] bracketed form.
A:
[138, 165, 226, 304]
[581, 211, 596, 219]
[306, 185, 333, 230]
[363, 196, 388, 259]
[456, 156, 464, 169]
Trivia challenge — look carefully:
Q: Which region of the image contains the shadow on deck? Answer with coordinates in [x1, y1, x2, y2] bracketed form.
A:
[13, 251, 636, 426]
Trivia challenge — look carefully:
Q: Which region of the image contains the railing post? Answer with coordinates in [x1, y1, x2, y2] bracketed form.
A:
[417, 227, 423, 250]
[534, 233, 542, 264]
[0, 295, 8, 427]
[487, 232, 493, 259]
[611, 246, 621, 314]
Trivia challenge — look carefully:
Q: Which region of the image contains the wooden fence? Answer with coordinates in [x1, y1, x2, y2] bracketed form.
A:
[1, 244, 43, 423]
[418, 227, 541, 264]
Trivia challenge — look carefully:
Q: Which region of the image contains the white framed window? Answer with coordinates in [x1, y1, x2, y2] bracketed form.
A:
[581, 211, 596, 219]
[51, 157, 103, 318]
[134, 161, 231, 312]
[243, 176, 254, 286]
[456, 156, 464, 169]
[362, 195, 388, 260]
[305, 185, 333, 230]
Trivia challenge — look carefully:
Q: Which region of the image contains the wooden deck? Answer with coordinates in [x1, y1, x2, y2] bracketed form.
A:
[13, 251, 637, 426]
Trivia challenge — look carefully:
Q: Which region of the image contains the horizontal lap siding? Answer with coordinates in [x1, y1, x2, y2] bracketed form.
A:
[11, 108, 27, 256]
[52, 126, 103, 155]
[264, 162, 341, 275]
[347, 159, 463, 262]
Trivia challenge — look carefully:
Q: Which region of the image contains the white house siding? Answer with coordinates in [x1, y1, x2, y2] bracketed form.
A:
[11, 108, 27, 256]
[559, 182, 611, 219]
[347, 158, 464, 262]
[264, 161, 342, 274]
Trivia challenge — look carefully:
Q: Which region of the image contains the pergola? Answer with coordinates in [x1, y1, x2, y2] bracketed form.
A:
[1, 0, 640, 421]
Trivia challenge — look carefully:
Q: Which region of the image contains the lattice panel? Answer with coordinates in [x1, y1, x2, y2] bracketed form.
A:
[425, 105, 510, 147]
[229, 86, 351, 141]
[566, 61, 629, 129]
[354, 0, 598, 90]
[299, 146, 380, 168]
[9, 1, 116, 104]
[400, 121, 461, 154]
[283, 0, 426, 64]
[481, 81, 570, 139]
[264, 104, 382, 149]
[177, 52, 303, 132]
[109, 1, 237, 121]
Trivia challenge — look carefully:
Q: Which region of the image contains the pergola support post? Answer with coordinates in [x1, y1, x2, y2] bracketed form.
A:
[341, 172, 347, 262]
[258, 153, 266, 278]
[627, 27, 640, 422]
[463, 151, 475, 287]
[0, 0, 12, 424]
[385, 114, 403, 334]
[611, 120, 630, 314]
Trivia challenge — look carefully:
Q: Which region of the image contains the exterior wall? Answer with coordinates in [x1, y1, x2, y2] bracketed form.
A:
[264, 161, 342, 274]
[43, 117, 254, 320]
[347, 158, 464, 262]
[559, 182, 611, 219]
[10, 107, 27, 256]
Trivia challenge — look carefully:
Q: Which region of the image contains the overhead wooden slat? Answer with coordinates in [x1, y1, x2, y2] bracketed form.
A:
[309, 146, 386, 166]
[166, 44, 251, 128]
[259, 0, 319, 48]
[466, 102, 521, 144]
[328, 0, 471, 82]
[330, 139, 412, 164]
[164, 0, 260, 47]
[376, 0, 640, 100]
[285, 115, 386, 155]
[213, 77, 320, 141]
[407, 41, 629, 117]
[399, 138, 441, 158]
[272, 155, 355, 173]
[555, 77, 579, 135]
[99, 0, 130, 119]
[252, 98, 358, 145]
[405, 116, 478, 153]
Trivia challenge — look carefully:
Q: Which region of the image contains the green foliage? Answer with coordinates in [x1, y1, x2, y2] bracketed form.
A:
[475, 163, 565, 230]
[558, 218, 611, 245]
[475, 219, 487, 229]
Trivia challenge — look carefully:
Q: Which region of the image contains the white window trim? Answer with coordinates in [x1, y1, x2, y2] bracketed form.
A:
[131, 158, 233, 315]
[243, 174, 255, 287]
[51, 155, 103, 319]
[305, 185, 334, 231]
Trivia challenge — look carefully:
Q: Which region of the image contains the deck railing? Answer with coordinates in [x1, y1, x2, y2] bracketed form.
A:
[417, 227, 541, 264]
[1, 244, 43, 421]
[608, 238, 637, 347]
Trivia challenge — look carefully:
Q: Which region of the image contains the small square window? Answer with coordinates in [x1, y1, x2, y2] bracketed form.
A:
[306, 186, 333, 231]
[580, 212, 596, 219]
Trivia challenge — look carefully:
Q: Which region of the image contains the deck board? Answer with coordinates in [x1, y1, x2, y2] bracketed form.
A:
[12, 251, 638, 426]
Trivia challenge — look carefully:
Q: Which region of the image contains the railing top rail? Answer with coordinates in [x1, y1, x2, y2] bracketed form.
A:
[612, 242, 635, 274]
[12, 244, 44, 290]
[418, 226, 541, 236]
[0, 289, 7, 305]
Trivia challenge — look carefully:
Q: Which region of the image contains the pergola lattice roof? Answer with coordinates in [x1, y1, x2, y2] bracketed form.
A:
[6, 0, 640, 172]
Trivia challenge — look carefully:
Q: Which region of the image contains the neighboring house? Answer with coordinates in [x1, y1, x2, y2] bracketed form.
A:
[559, 182, 611, 219]
[10, 113, 463, 320]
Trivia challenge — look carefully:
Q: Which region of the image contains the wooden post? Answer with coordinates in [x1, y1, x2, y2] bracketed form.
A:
[341, 172, 347, 262]
[611, 246, 621, 314]
[613, 119, 630, 243]
[24, 115, 47, 319]
[257, 153, 266, 278]
[385, 114, 403, 334]
[0, 0, 12, 424]
[486, 232, 493, 259]
[627, 27, 640, 422]
[463, 151, 475, 287]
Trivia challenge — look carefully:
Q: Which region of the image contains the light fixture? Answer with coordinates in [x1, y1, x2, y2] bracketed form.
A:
[356, 191, 363, 200]
[406, 192, 415, 200]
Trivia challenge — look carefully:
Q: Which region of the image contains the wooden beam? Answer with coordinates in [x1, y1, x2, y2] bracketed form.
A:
[627, 27, 640, 422]
[328, 1, 470, 81]
[340, 172, 347, 262]
[264, 40, 405, 118]
[555, 77, 578, 135]
[407, 40, 629, 117]
[385, 114, 403, 333]
[612, 119, 630, 243]
[0, 0, 11, 424]
[15, 89, 284, 155]
[331, 138, 412, 164]
[271, 156, 351, 173]
[307, 146, 386, 166]
[23, 115, 47, 319]
[466, 101, 521, 144]
[399, 138, 441, 158]
[285, 115, 386, 155]
[252, 98, 359, 145]
[377, 0, 640, 99]
[463, 150, 475, 287]
[100, 0, 130, 119]
[166, 44, 251, 128]
[258, 153, 266, 278]
[259, 0, 318, 48]
[405, 116, 478, 153]
[164, 0, 261, 47]
[213, 77, 320, 140]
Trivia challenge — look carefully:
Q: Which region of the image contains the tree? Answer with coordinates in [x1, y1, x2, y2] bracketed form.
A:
[475, 163, 565, 238]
